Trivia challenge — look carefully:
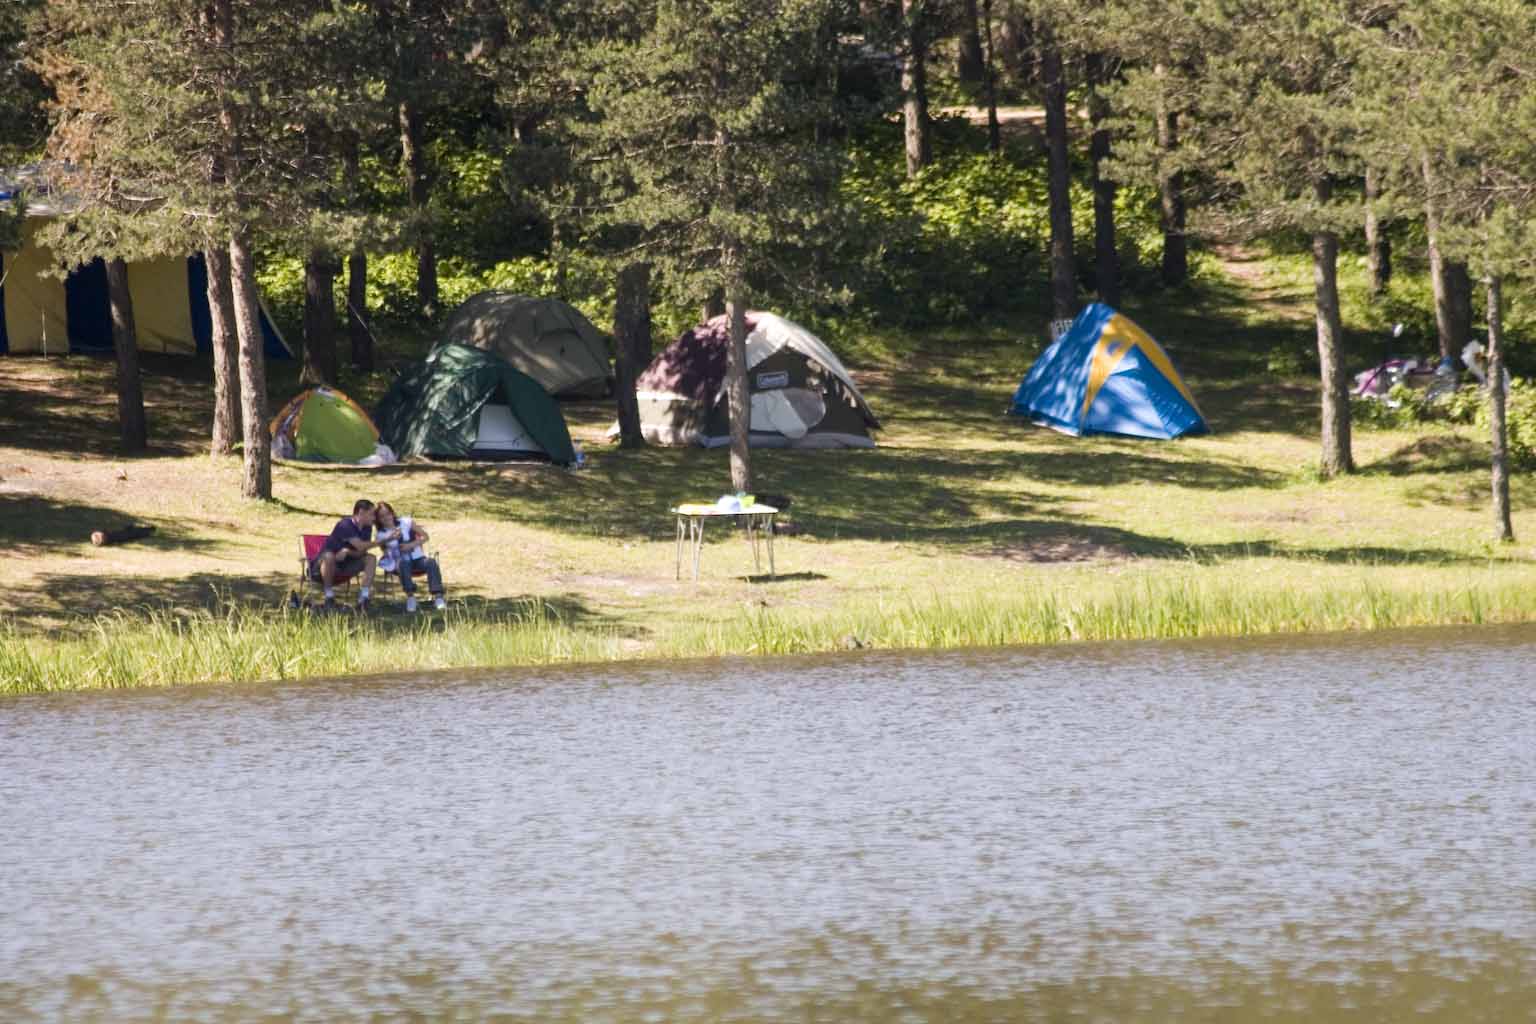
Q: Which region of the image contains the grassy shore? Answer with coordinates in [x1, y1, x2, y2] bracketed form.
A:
[4, 250, 1534, 694]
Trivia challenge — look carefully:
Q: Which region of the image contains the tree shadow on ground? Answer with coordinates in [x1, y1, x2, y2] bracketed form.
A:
[0, 354, 219, 458]
[1, 494, 224, 558]
[8, 570, 290, 631]
[6, 567, 621, 638]
[1364, 434, 1486, 477]
[958, 521, 1514, 568]
[424, 439, 1282, 545]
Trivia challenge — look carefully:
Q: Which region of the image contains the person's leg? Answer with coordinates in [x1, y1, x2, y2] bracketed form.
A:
[421, 557, 444, 597]
[354, 553, 377, 611]
[318, 551, 338, 602]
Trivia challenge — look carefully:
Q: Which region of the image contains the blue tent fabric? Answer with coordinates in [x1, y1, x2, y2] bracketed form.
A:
[65, 258, 113, 353]
[1010, 303, 1206, 439]
[187, 253, 291, 360]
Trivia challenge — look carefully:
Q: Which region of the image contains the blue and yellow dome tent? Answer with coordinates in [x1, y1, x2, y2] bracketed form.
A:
[1009, 304, 1207, 439]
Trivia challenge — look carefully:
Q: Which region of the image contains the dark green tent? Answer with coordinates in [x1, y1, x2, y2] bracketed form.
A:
[375, 343, 578, 465]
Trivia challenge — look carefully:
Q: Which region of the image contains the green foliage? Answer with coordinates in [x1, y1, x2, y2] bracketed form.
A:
[1352, 377, 1536, 467]
[840, 120, 1165, 325]
[1459, 379, 1536, 467]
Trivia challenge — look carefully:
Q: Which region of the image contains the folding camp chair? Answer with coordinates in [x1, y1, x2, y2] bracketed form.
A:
[297, 534, 366, 602]
[295, 533, 442, 608]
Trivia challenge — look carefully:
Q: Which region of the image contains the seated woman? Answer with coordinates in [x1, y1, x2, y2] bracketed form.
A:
[374, 501, 447, 612]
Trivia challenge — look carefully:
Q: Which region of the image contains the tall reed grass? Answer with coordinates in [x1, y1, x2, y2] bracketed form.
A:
[4, 571, 1534, 694]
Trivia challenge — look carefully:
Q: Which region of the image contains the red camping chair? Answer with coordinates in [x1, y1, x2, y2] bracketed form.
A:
[296, 533, 439, 604]
[298, 534, 365, 599]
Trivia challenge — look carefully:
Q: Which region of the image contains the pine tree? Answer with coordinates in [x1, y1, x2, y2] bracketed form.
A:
[35, 0, 377, 496]
[577, 0, 857, 491]
[1112, 0, 1369, 478]
[1363, 0, 1536, 540]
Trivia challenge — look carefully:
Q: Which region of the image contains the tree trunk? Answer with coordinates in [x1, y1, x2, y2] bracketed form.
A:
[204, 245, 240, 456]
[342, 134, 372, 371]
[1364, 166, 1390, 296]
[1446, 260, 1473, 356]
[1422, 153, 1469, 361]
[348, 247, 371, 370]
[105, 257, 147, 454]
[957, 0, 985, 89]
[1087, 55, 1120, 308]
[399, 98, 437, 317]
[981, 0, 1001, 154]
[1487, 275, 1514, 543]
[1156, 70, 1187, 287]
[1041, 25, 1075, 320]
[302, 249, 338, 386]
[703, 287, 725, 322]
[613, 261, 651, 449]
[901, 0, 931, 178]
[228, 229, 271, 500]
[725, 284, 752, 494]
[1311, 182, 1352, 479]
[205, 0, 239, 456]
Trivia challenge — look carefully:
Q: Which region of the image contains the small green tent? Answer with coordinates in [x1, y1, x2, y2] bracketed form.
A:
[269, 387, 382, 463]
[441, 291, 611, 398]
[375, 343, 578, 465]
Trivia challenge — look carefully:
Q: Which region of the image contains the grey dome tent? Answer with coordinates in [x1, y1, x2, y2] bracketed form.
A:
[374, 343, 577, 465]
[441, 291, 611, 398]
[619, 312, 879, 448]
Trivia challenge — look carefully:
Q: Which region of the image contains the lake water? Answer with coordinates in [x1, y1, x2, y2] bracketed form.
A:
[3, 627, 1535, 1022]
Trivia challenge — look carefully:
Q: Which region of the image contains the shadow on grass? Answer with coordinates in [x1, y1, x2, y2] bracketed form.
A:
[1365, 434, 1486, 477]
[1, 494, 224, 558]
[6, 568, 623, 639]
[8, 570, 289, 631]
[423, 438, 1282, 545]
[743, 571, 828, 584]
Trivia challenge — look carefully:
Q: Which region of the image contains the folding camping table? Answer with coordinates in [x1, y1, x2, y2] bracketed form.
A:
[671, 503, 778, 581]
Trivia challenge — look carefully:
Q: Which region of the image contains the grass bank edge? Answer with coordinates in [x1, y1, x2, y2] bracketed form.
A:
[5, 569, 1532, 695]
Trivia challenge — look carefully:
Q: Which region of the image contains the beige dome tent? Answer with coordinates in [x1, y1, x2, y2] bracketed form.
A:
[440, 291, 611, 398]
[617, 312, 879, 449]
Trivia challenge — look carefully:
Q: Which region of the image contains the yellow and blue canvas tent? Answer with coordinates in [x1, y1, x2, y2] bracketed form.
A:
[0, 171, 290, 358]
[1009, 303, 1206, 439]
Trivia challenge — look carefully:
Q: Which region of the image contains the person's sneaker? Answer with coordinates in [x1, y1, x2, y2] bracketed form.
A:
[322, 597, 339, 614]
[405, 596, 418, 614]
[356, 597, 371, 616]
[433, 595, 447, 612]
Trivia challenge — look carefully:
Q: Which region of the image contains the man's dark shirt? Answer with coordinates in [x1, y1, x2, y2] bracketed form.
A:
[321, 516, 372, 558]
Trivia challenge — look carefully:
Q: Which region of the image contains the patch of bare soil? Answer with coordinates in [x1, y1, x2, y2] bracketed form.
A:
[972, 533, 1137, 565]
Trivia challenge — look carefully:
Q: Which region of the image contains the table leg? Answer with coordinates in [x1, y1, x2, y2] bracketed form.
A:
[675, 515, 684, 580]
[692, 517, 704, 581]
[767, 514, 775, 578]
[748, 516, 761, 575]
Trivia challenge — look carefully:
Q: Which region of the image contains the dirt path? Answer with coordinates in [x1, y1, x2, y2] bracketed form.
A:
[1209, 242, 1315, 324]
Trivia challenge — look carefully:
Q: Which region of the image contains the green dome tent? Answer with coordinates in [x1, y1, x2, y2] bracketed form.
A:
[375, 343, 578, 465]
[441, 291, 611, 398]
[269, 386, 384, 463]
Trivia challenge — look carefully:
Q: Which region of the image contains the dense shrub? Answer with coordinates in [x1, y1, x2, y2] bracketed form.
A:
[1353, 377, 1536, 466]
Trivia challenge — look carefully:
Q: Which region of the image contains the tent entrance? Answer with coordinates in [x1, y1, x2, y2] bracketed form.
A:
[469, 401, 550, 461]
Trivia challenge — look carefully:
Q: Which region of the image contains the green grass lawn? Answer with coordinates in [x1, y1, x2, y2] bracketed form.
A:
[3, 250, 1533, 692]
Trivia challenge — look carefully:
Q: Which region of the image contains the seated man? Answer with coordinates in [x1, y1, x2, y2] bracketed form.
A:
[311, 498, 381, 612]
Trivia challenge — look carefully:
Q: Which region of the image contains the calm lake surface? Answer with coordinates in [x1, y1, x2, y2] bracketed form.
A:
[3, 627, 1536, 1022]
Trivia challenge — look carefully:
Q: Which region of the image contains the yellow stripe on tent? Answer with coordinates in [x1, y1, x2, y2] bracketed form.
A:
[127, 256, 196, 355]
[1079, 322, 1137, 425]
[1110, 314, 1203, 414]
[1079, 313, 1203, 425]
